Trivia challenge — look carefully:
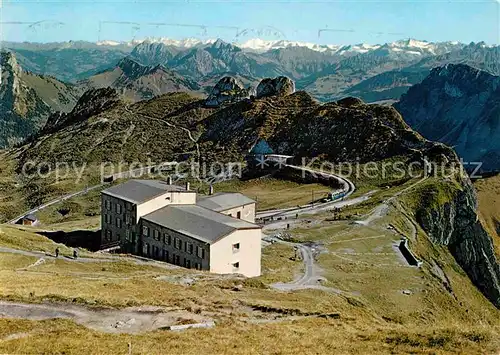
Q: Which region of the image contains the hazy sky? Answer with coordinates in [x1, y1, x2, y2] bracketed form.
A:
[2, 0, 499, 45]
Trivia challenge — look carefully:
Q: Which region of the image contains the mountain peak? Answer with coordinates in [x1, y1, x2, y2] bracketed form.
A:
[0, 51, 22, 75]
[209, 38, 239, 51]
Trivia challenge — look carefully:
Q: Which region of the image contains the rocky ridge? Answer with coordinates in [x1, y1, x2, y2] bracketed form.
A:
[0, 51, 81, 147]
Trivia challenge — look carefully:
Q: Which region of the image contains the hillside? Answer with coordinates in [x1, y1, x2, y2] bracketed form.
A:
[81, 57, 200, 102]
[475, 174, 500, 258]
[0, 51, 82, 147]
[395, 64, 500, 171]
[18, 86, 431, 168]
[6, 78, 500, 310]
[19, 89, 204, 167]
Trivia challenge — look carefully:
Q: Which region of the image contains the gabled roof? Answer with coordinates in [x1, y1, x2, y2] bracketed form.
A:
[102, 179, 191, 204]
[249, 139, 274, 155]
[142, 204, 260, 244]
[197, 192, 255, 212]
[24, 214, 38, 221]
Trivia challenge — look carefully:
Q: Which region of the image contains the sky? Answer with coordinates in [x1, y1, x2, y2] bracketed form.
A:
[1, 0, 499, 45]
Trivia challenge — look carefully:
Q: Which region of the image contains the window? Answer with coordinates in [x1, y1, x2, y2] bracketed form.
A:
[232, 262, 240, 272]
[105, 200, 111, 210]
[195, 263, 202, 270]
[163, 249, 169, 262]
[185, 259, 191, 268]
[126, 203, 132, 211]
[126, 215, 135, 226]
[163, 233, 170, 245]
[105, 230, 112, 241]
[187, 243, 193, 254]
[232, 243, 240, 253]
[174, 254, 180, 265]
[196, 246, 205, 259]
[116, 218, 122, 228]
[116, 204, 122, 214]
[237, 211, 241, 219]
[153, 246, 160, 258]
[125, 230, 130, 241]
[154, 230, 160, 241]
[143, 226, 149, 237]
[174, 238, 182, 250]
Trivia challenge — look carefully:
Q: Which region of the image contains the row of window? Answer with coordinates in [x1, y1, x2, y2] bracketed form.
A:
[143, 243, 203, 270]
[105, 229, 138, 245]
[104, 200, 133, 214]
[103, 214, 123, 228]
[103, 214, 135, 228]
[142, 226, 205, 258]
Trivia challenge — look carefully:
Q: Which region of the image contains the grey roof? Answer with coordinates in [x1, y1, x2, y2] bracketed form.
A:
[24, 214, 37, 221]
[142, 205, 260, 244]
[196, 192, 256, 212]
[102, 179, 190, 204]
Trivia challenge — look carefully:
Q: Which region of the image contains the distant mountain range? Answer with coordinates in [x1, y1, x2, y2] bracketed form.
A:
[3, 38, 497, 103]
[0, 37, 498, 149]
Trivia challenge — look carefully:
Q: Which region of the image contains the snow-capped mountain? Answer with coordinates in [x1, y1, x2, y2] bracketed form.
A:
[91, 37, 466, 57]
[97, 37, 217, 48]
[383, 39, 464, 56]
[238, 38, 342, 53]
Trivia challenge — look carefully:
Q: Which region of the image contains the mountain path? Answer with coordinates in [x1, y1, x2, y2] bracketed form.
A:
[124, 105, 201, 164]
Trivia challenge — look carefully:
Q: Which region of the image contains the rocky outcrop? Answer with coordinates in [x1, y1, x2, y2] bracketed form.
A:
[395, 64, 500, 171]
[205, 77, 253, 107]
[415, 176, 500, 308]
[41, 88, 121, 134]
[0, 51, 80, 147]
[256, 76, 295, 98]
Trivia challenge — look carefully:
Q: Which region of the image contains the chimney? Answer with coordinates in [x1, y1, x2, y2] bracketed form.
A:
[185, 182, 190, 191]
[209, 185, 214, 195]
[167, 176, 172, 185]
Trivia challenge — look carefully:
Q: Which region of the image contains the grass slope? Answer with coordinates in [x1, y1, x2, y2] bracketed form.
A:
[474, 174, 500, 258]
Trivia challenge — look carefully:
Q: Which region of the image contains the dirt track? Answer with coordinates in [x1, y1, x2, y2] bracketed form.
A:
[0, 301, 212, 334]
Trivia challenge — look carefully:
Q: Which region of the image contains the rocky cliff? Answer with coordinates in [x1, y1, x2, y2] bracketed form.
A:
[256, 76, 295, 98]
[395, 64, 500, 171]
[0, 51, 81, 147]
[205, 76, 254, 107]
[413, 174, 500, 308]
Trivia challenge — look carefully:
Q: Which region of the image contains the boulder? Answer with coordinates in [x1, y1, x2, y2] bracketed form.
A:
[205, 77, 252, 107]
[256, 76, 295, 99]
